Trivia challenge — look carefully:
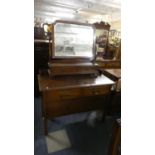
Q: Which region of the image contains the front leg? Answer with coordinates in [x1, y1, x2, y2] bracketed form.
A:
[43, 117, 48, 136]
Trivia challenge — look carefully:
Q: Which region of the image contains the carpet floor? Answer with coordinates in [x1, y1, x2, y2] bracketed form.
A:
[34, 97, 119, 155]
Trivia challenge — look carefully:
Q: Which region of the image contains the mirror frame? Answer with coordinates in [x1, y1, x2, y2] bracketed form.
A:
[93, 21, 110, 59]
[51, 20, 96, 61]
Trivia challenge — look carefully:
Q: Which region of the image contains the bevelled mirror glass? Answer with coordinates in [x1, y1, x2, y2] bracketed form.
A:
[52, 21, 95, 60]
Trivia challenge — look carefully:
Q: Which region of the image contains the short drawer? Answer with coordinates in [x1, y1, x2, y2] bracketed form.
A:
[82, 85, 111, 96]
[44, 88, 82, 102]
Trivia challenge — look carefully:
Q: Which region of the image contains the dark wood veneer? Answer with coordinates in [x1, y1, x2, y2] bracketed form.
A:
[38, 73, 115, 135]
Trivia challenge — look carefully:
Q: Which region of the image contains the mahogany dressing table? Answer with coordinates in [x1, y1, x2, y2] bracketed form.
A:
[38, 20, 115, 135]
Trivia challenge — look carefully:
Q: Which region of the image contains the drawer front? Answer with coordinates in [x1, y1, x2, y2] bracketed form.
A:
[44, 88, 82, 102]
[82, 85, 111, 96]
[45, 95, 107, 117]
[44, 85, 111, 103]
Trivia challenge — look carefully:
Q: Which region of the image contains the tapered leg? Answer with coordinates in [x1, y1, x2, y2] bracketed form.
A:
[108, 119, 121, 155]
[44, 118, 48, 136]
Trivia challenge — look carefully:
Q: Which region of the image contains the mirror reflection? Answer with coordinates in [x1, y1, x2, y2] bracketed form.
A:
[107, 30, 121, 60]
[96, 29, 109, 56]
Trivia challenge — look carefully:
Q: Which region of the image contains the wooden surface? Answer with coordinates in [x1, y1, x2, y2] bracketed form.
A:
[101, 69, 121, 81]
[96, 59, 121, 69]
[34, 42, 50, 96]
[48, 62, 99, 77]
[38, 73, 115, 135]
[38, 73, 114, 91]
[93, 21, 110, 30]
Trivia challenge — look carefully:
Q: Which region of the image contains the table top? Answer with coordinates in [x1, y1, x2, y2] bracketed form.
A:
[38, 73, 115, 91]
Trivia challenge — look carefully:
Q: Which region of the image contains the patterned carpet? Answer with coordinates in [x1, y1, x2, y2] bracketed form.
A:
[34, 97, 118, 155]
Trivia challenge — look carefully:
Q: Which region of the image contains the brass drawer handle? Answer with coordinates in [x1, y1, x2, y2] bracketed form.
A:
[92, 89, 100, 95]
[59, 94, 74, 99]
[94, 91, 99, 95]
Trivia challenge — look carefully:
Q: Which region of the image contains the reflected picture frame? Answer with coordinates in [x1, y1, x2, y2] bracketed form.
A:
[93, 22, 110, 58]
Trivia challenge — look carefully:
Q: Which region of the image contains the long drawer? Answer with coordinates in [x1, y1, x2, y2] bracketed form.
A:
[43, 85, 111, 102]
[44, 95, 108, 117]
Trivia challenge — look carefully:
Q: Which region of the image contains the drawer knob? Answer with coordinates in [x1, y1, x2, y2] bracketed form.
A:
[95, 91, 99, 95]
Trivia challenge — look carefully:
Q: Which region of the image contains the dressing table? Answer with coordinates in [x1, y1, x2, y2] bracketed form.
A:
[38, 20, 115, 135]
